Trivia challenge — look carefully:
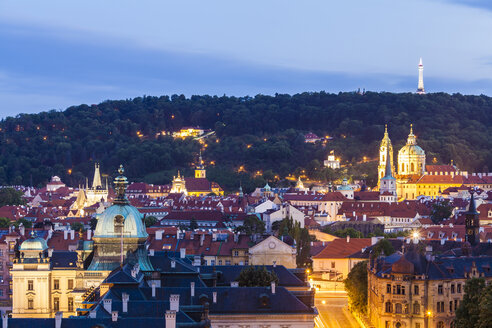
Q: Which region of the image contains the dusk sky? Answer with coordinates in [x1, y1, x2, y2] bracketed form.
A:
[2, 0, 492, 117]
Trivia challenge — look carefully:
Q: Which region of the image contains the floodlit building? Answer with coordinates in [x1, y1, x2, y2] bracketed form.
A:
[324, 151, 340, 169]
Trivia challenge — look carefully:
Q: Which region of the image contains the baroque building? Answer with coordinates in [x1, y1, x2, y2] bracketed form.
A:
[70, 163, 109, 216]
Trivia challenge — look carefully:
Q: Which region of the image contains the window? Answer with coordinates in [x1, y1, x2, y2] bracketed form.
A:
[438, 285, 443, 294]
[449, 301, 453, 312]
[210, 260, 216, 266]
[437, 301, 444, 313]
[415, 324, 420, 328]
[27, 280, 33, 291]
[385, 302, 392, 313]
[402, 286, 406, 295]
[414, 285, 419, 295]
[437, 322, 444, 328]
[54, 279, 60, 290]
[451, 284, 455, 294]
[387, 284, 391, 294]
[218, 260, 222, 265]
[457, 284, 462, 293]
[0, 262, 3, 271]
[413, 302, 420, 314]
[0, 250, 3, 256]
[68, 279, 73, 290]
[233, 250, 239, 257]
[395, 303, 402, 314]
[331, 262, 335, 269]
[28, 299, 34, 309]
[0, 289, 3, 297]
[225, 260, 231, 265]
[385, 322, 390, 328]
[68, 297, 74, 312]
[54, 297, 59, 311]
[454, 299, 458, 310]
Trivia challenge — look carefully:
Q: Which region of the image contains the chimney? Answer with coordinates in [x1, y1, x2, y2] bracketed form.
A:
[271, 281, 276, 294]
[165, 311, 176, 328]
[363, 214, 366, 221]
[171, 260, 176, 269]
[112, 311, 118, 322]
[156, 230, 163, 240]
[212, 291, 217, 303]
[234, 233, 239, 243]
[63, 230, 68, 240]
[169, 294, 180, 312]
[180, 248, 186, 259]
[103, 299, 112, 313]
[122, 293, 129, 313]
[190, 282, 195, 297]
[55, 312, 62, 328]
[346, 235, 350, 243]
[151, 282, 156, 298]
[87, 229, 92, 240]
[70, 229, 75, 240]
[200, 233, 205, 246]
[48, 249, 53, 257]
[2, 313, 7, 328]
[149, 249, 154, 256]
[231, 281, 239, 288]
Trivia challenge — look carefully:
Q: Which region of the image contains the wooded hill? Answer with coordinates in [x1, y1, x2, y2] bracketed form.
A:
[1, 92, 491, 192]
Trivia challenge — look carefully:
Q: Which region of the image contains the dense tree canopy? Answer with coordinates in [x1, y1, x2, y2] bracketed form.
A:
[0, 188, 26, 207]
[455, 278, 486, 328]
[344, 260, 368, 314]
[1, 92, 491, 191]
[237, 266, 279, 287]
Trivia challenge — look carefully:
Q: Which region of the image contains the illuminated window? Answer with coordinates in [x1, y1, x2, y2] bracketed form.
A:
[225, 260, 231, 265]
[385, 302, 392, 313]
[68, 297, 74, 312]
[54, 297, 59, 311]
[28, 299, 34, 309]
[54, 279, 60, 290]
[68, 279, 74, 290]
[28, 280, 33, 291]
[234, 251, 239, 257]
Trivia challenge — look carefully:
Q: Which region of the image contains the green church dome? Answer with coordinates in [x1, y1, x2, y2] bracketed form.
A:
[20, 231, 48, 251]
[93, 165, 148, 239]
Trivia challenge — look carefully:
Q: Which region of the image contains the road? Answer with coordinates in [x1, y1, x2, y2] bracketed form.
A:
[315, 292, 361, 328]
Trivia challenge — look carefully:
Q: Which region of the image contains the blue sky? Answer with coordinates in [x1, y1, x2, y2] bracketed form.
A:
[1, 0, 492, 117]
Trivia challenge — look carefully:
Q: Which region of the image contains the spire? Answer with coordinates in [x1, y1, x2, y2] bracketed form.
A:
[113, 165, 129, 205]
[467, 193, 478, 215]
[92, 163, 102, 189]
[406, 124, 417, 145]
[383, 144, 393, 179]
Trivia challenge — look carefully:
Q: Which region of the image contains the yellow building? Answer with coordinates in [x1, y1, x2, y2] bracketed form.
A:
[378, 125, 395, 186]
[248, 236, 297, 268]
[170, 155, 224, 196]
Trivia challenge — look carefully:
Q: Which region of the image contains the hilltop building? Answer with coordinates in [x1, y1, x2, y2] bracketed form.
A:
[170, 155, 224, 196]
[324, 150, 340, 169]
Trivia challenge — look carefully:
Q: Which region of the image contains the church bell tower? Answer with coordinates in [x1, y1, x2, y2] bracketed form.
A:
[465, 193, 480, 246]
[195, 150, 206, 178]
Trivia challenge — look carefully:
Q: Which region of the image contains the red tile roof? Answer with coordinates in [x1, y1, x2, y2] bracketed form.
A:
[313, 238, 372, 259]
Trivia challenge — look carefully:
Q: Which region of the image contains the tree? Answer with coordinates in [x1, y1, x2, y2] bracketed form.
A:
[13, 218, 32, 228]
[478, 284, 492, 328]
[296, 227, 311, 268]
[455, 278, 486, 328]
[430, 200, 453, 224]
[70, 222, 84, 232]
[144, 215, 158, 227]
[0, 217, 10, 228]
[90, 218, 98, 230]
[0, 188, 26, 207]
[237, 266, 279, 287]
[236, 215, 265, 235]
[370, 239, 395, 259]
[344, 260, 368, 314]
[189, 217, 198, 230]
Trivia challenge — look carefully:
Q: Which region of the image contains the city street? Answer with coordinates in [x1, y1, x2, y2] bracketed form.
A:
[315, 292, 361, 328]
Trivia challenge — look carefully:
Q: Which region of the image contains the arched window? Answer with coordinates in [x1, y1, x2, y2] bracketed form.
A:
[413, 302, 420, 314]
[395, 303, 402, 313]
[437, 322, 444, 328]
[401, 163, 404, 172]
[385, 302, 392, 313]
[411, 163, 415, 172]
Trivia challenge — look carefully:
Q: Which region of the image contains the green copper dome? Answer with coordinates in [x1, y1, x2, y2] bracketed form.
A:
[20, 231, 48, 251]
[93, 204, 148, 238]
[93, 165, 148, 239]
